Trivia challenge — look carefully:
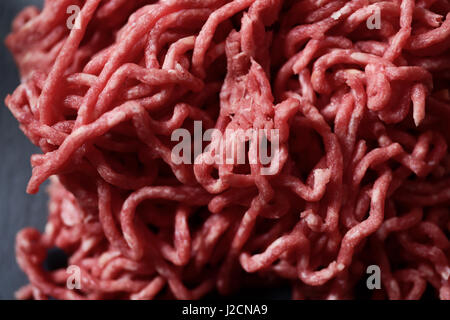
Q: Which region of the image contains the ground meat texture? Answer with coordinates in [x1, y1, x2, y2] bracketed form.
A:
[5, 0, 450, 300]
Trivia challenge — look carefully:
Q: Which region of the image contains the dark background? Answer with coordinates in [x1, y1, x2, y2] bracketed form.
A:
[0, 0, 46, 300]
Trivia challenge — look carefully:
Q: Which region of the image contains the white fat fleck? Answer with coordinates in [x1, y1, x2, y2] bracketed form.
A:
[346, 69, 360, 75]
[324, 268, 333, 278]
[372, 188, 381, 204]
[337, 263, 345, 271]
[351, 229, 361, 240]
[49, 201, 58, 213]
[305, 214, 319, 227]
[331, 11, 342, 20]
[350, 52, 367, 62]
[45, 223, 55, 236]
[81, 238, 95, 251]
[84, 215, 95, 224]
[314, 168, 325, 178]
[61, 200, 79, 226]
[442, 267, 450, 281]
